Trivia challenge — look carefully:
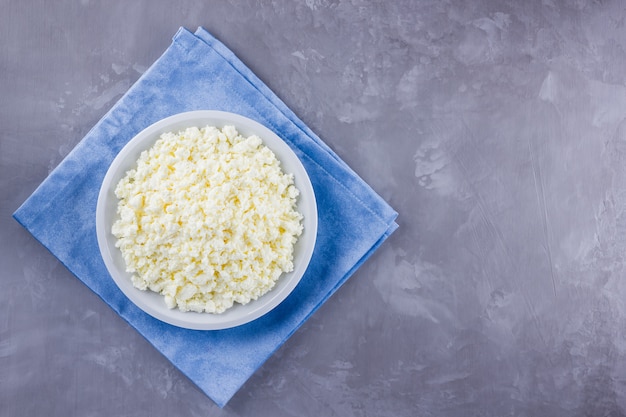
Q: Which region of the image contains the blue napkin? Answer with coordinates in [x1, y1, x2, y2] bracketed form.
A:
[13, 27, 398, 407]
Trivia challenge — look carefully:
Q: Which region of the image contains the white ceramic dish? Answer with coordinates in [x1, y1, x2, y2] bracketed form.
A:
[96, 110, 317, 330]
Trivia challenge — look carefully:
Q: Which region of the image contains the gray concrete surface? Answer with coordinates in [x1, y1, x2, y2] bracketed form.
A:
[4, 0, 626, 415]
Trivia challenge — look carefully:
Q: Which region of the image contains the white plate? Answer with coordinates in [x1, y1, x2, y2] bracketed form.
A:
[96, 110, 317, 330]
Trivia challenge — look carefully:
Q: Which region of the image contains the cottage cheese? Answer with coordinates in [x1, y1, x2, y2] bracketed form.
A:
[111, 125, 303, 314]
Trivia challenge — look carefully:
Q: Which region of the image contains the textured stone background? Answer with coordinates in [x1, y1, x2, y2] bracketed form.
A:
[4, 0, 626, 415]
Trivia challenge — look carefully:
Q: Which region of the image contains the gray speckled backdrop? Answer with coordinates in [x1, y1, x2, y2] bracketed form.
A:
[4, 0, 626, 416]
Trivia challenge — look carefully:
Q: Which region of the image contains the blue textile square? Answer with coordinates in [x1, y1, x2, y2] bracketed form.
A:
[13, 27, 398, 407]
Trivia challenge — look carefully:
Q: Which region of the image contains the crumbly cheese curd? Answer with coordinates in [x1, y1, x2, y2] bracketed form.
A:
[111, 125, 303, 314]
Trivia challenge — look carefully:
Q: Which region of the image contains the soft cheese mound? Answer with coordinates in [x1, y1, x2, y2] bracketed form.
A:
[112, 125, 303, 314]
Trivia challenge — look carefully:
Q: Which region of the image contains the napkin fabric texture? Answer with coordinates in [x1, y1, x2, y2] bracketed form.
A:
[14, 27, 398, 407]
